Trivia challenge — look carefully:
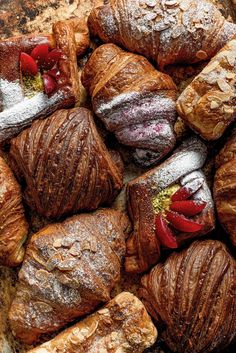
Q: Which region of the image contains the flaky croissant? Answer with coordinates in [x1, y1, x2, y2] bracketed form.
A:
[82, 43, 177, 167]
[26, 292, 157, 353]
[140, 240, 236, 353]
[9, 209, 128, 344]
[177, 35, 236, 141]
[9, 107, 123, 219]
[88, 0, 236, 69]
[0, 156, 28, 266]
[125, 137, 215, 273]
[214, 128, 236, 246]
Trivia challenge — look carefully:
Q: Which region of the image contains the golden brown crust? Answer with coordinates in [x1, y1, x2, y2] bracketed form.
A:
[214, 130, 236, 246]
[177, 35, 236, 141]
[82, 43, 177, 167]
[26, 292, 157, 353]
[140, 240, 236, 353]
[9, 107, 123, 219]
[9, 209, 128, 344]
[88, 0, 236, 69]
[0, 156, 28, 267]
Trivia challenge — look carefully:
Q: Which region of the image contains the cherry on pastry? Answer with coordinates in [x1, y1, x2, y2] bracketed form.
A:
[20, 52, 38, 76]
[166, 211, 203, 233]
[30, 44, 49, 65]
[42, 73, 57, 94]
[170, 200, 207, 217]
[43, 49, 62, 69]
[155, 214, 178, 249]
[171, 178, 204, 202]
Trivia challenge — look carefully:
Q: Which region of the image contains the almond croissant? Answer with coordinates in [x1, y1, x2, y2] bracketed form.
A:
[81, 43, 177, 167]
[177, 35, 236, 141]
[0, 156, 28, 266]
[26, 292, 157, 353]
[140, 240, 236, 353]
[214, 128, 236, 246]
[9, 107, 123, 219]
[88, 0, 236, 69]
[9, 209, 128, 344]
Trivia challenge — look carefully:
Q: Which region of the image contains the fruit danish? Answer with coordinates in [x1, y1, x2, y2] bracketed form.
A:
[214, 128, 236, 246]
[125, 137, 215, 273]
[0, 156, 28, 266]
[88, 0, 236, 69]
[140, 240, 236, 353]
[0, 18, 89, 143]
[9, 107, 123, 219]
[81, 43, 177, 167]
[9, 209, 128, 344]
[26, 292, 157, 353]
[177, 35, 236, 141]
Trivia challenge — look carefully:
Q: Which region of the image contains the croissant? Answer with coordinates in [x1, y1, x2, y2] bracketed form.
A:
[125, 137, 215, 273]
[177, 35, 236, 141]
[9, 209, 128, 344]
[9, 107, 123, 219]
[0, 156, 28, 266]
[81, 43, 177, 167]
[26, 292, 157, 353]
[140, 240, 236, 353]
[0, 18, 89, 143]
[88, 0, 236, 69]
[214, 128, 236, 246]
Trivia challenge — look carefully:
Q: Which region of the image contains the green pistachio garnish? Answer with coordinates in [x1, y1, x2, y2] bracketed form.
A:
[152, 184, 179, 214]
[23, 73, 44, 97]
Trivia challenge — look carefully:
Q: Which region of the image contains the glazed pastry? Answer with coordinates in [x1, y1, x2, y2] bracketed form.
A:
[140, 240, 236, 353]
[88, 0, 236, 69]
[125, 137, 215, 273]
[0, 18, 89, 143]
[214, 128, 236, 246]
[177, 35, 236, 140]
[26, 292, 157, 353]
[0, 156, 28, 266]
[9, 107, 123, 219]
[9, 209, 128, 344]
[81, 43, 177, 167]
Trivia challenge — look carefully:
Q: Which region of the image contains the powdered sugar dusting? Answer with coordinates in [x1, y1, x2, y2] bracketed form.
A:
[0, 78, 24, 110]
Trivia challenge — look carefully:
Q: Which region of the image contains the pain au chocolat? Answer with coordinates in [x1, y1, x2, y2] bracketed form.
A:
[9, 209, 128, 344]
[214, 127, 236, 246]
[140, 240, 236, 353]
[9, 107, 123, 219]
[0, 156, 28, 267]
[26, 292, 157, 353]
[125, 137, 215, 273]
[0, 18, 89, 143]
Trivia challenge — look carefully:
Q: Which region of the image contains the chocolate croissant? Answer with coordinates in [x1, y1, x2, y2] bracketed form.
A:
[9, 107, 123, 219]
[88, 0, 236, 69]
[0, 18, 89, 143]
[125, 137, 215, 273]
[81, 43, 177, 167]
[26, 292, 157, 353]
[177, 35, 236, 141]
[9, 209, 128, 344]
[0, 156, 28, 266]
[140, 240, 236, 353]
[214, 128, 236, 246]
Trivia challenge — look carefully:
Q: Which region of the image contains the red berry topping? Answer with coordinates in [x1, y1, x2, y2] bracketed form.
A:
[20, 52, 38, 76]
[43, 49, 62, 69]
[171, 178, 204, 202]
[170, 200, 207, 217]
[166, 211, 203, 233]
[155, 214, 178, 249]
[31, 44, 49, 65]
[42, 73, 57, 95]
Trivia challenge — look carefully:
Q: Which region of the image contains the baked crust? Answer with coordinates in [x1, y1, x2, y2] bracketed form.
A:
[26, 292, 157, 353]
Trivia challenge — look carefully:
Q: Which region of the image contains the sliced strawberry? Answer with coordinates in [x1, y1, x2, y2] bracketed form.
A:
[20, 52, 38, 76]
[155, 213, 178, 249]
[47, 67, 61, 79]
[166, 211, 203, 233]
[31, 44, 49, 65]
[42, 73, 57, 95]
[171, 178, 204, 202]
[170, 200, 207, 217]
[43, 49, 62, 69]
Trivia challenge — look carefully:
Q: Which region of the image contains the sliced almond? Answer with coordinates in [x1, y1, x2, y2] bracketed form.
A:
[203, 60, 219, 74]
[213, 122, 226, 137]
[226, 72, 235, 79]
[210, 101, 221, 110]
[224, 107, 234, 114]
[226, 52, 235, 67]
[217, 79, 232, 93]
[53, 238, 62, 248]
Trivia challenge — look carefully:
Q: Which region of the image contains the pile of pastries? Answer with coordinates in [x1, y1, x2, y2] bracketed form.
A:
[0, 1, 235, 352]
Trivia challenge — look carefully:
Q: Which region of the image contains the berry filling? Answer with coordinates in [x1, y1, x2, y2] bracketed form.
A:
[20, 44, 63, 95]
